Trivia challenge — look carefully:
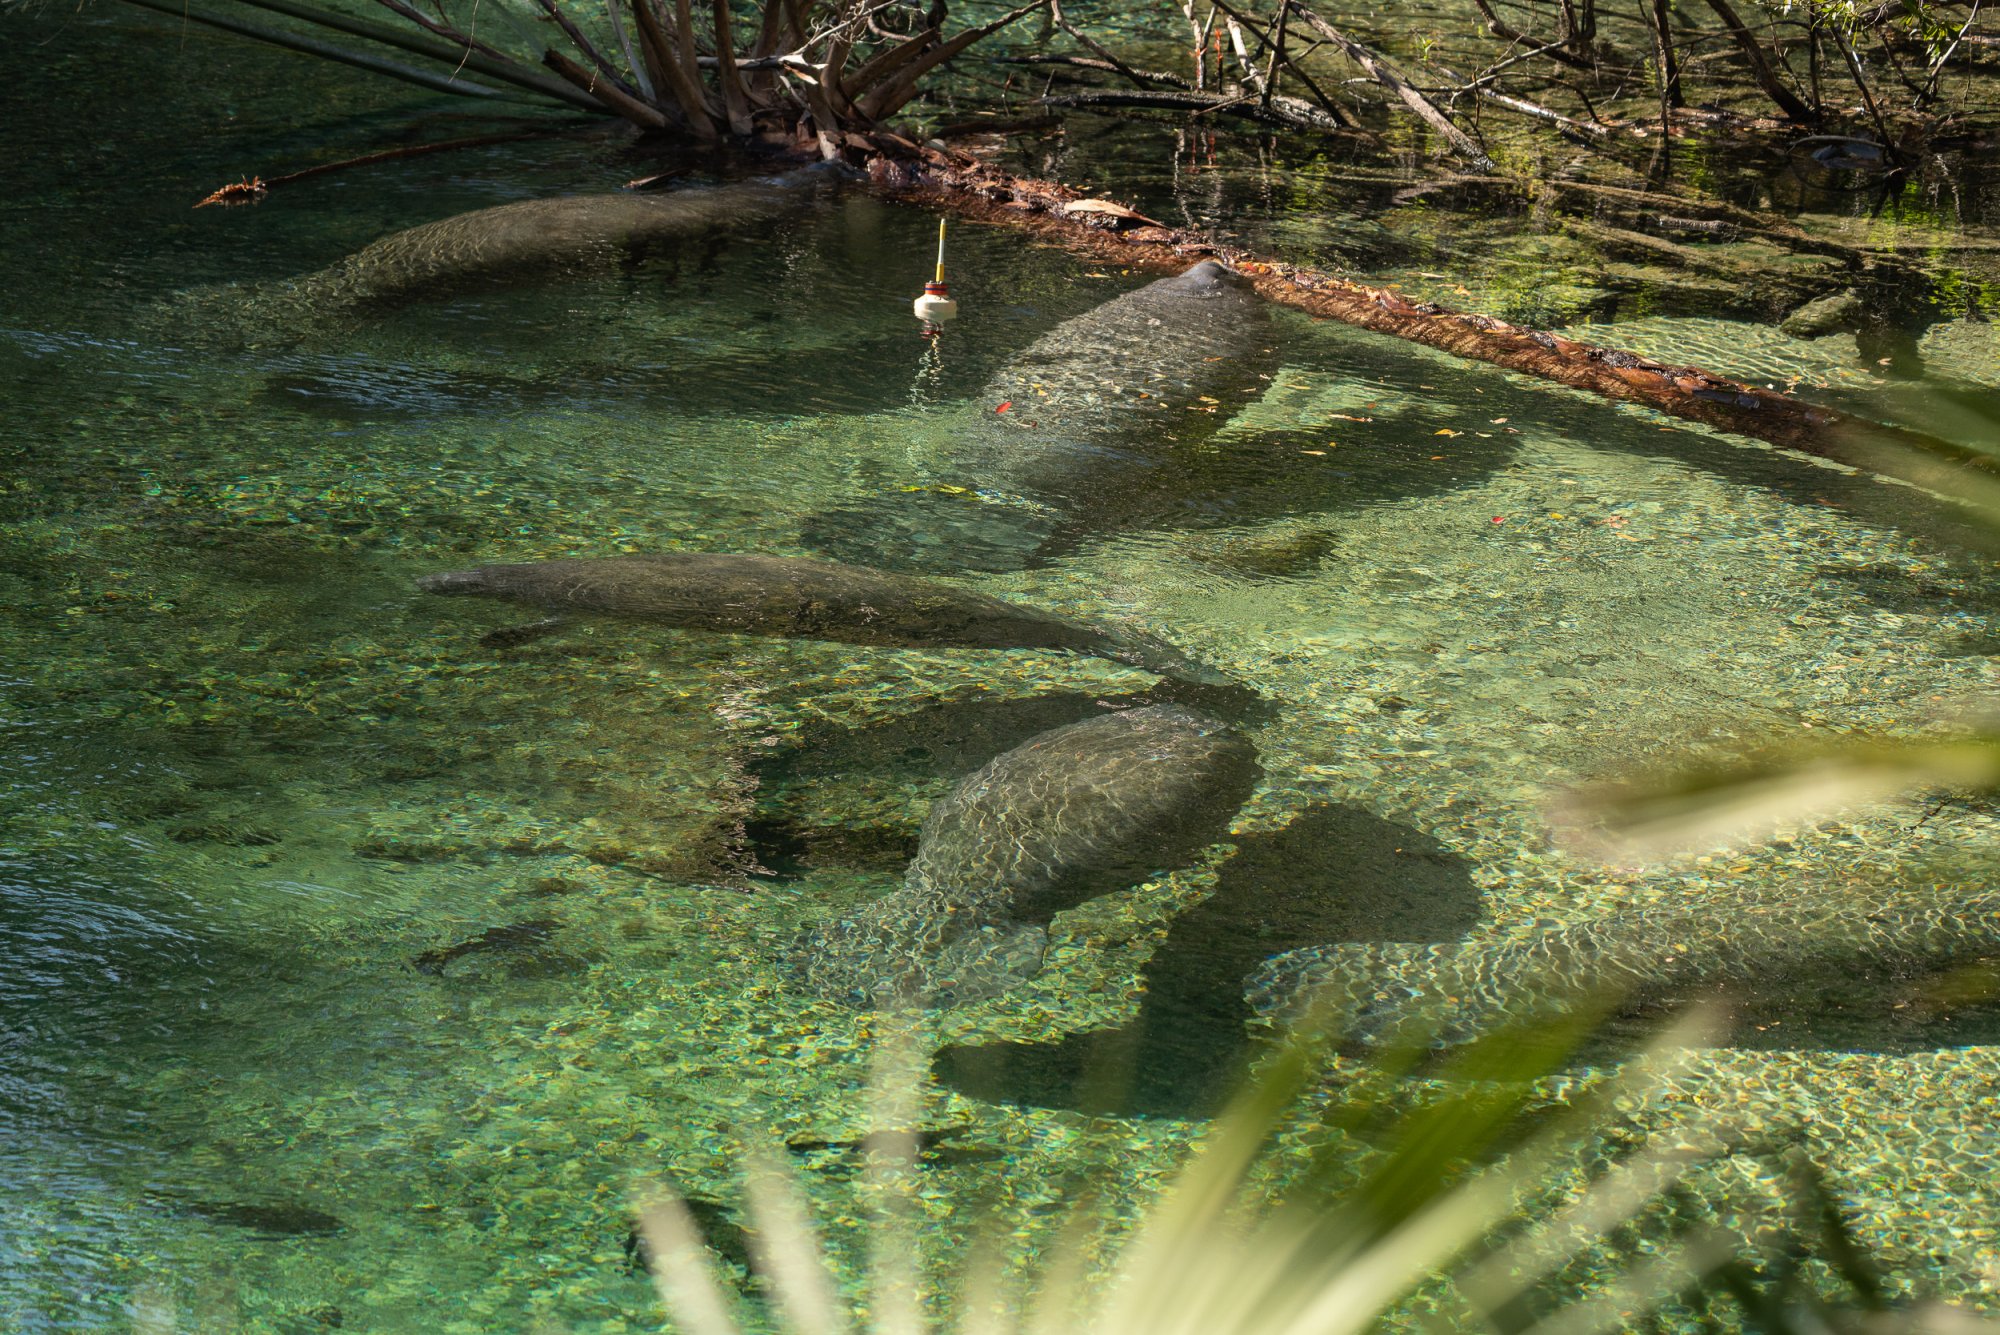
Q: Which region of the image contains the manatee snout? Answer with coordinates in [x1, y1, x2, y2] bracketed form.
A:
[1166, 259, 1254, 297]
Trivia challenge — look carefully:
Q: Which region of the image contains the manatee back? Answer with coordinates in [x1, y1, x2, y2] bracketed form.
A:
[978, 262, 1271, 437]
[907, 703, 1261, 925]
[790, 702, 1260, 1008]
[800, 262, 1273, 574]
[304, 171, 829, 306]
[1248, 883, 2000, 1053]
[419, 551, 1144, 659]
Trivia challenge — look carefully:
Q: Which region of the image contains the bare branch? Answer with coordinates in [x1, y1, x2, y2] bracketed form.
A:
[371, 0, 509, 61]
[535, 0, 647, 103]
[542, 45, 668, 125]
[1701, 0, 1816, 121]
[1288, 1, 1497, 170]
[856, 0, 1047, 119]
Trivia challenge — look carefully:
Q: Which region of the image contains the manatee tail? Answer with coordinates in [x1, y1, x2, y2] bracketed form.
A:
[790, 901, 1049, 1009]
[1094, 628, 1273, 725]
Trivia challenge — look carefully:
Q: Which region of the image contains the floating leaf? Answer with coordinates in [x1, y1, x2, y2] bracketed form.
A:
[1061, 197, 1164, 227]
[1435, 428, 1462, 437]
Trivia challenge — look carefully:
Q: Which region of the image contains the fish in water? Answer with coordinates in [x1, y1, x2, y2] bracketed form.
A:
[1245, 883, 2000, 1055]
[277, 167, 841, 313]
[154, 1193, 347, 1237]
[412, 918, 561, 976]
[803, 260, 1274, 572]
[792, 703, 1261, 1006]
[416, 551, 1237, 689]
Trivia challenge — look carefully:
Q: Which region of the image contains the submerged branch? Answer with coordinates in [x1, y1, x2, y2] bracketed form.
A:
[194, 129, 568, 205]
[1701, 0, 1816, 121]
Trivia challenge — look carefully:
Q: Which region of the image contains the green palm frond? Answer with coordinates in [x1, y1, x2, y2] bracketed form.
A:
[631, 1004, 1997, 1334]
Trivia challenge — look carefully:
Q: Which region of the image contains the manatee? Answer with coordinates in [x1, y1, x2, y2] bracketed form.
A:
[411, 918, 560, 976]
[1246, 883, 2000, 1055]
[416, 551, 1234, 687]
[279, 167, 840, 313]
[791, 703, 1261, 1006]
[803, 260, 1275, 572]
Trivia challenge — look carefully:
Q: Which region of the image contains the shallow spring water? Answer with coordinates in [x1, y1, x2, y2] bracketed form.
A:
[5, 13, 2000, 1332]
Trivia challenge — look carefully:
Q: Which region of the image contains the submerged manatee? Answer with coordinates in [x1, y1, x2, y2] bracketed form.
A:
[792, 704, 1262, 1006]
[804, 260, 1274, 571]
[280, 167, 839, 313]
[416, 552, 1234, 686]
[1246, 884, 2000, 1054]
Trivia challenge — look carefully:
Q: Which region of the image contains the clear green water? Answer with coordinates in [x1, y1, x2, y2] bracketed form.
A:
[8, 11, 2000, 1333]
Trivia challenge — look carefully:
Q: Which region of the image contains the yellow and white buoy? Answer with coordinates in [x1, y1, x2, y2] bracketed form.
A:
[912, 218, 959, 325]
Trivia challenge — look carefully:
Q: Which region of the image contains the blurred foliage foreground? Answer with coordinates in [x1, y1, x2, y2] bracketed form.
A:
[634, 1006, 2000, 1334]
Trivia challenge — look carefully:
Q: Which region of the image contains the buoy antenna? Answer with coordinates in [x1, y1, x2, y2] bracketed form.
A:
[913, 216, 959, 329]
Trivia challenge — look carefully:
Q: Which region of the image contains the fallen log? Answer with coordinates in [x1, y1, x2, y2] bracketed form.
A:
[863, 143, 1997, 499]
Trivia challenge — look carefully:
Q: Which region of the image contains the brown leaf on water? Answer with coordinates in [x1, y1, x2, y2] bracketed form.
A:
[1062, 198, 1166, 228]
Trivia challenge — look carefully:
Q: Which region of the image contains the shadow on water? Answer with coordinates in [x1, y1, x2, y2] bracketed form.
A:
[932, 803, 1483, 1118]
